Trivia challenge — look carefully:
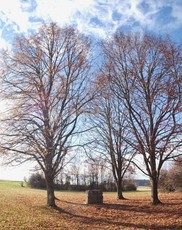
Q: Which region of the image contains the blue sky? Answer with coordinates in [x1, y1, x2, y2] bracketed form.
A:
[0, 0, 182, 180]
[0, 0, 182, 50]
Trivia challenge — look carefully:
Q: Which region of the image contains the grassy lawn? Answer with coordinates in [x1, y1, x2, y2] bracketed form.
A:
[0, 182, 181, 229]
[0, 180, 25, 187]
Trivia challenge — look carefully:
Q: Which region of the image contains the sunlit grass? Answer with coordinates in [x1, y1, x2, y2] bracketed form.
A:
[0, 180, 25, 187]
[0, 181, 181, 229]
[0, 185, 67, 229]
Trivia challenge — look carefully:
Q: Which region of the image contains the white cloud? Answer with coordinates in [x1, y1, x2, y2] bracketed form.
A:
[0, 0, 31, 32]
[171, 2, 182, 29]
[34, 0, 94, 25]
[0, 36, 11, 50]
[0, 0, 182, 49]
[0, 159, 35, 181]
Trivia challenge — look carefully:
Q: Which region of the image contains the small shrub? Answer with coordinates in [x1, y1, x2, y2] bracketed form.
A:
[124, 183, 137, 191]
[28, 173, 46, 189]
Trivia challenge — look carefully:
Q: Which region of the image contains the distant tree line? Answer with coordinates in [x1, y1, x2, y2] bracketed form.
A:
[28, 162, 137, 192]
[159, 157, 182, 192]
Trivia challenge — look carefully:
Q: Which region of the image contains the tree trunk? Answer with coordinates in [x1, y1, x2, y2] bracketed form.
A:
[117, 181, 125, 200]
[45, 174, 56, 207]
[151, 177, 161, 205]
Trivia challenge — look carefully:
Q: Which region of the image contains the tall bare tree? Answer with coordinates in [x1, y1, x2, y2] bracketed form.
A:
[0, 23, 93, 206]
[101, 32, 182, 204]
[89, 76, 135, 199]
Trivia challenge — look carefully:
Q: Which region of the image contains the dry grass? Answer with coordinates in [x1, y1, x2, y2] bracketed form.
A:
[0, 185, 181, 229]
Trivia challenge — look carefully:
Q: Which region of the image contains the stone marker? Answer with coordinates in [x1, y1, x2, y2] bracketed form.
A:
[86, 189, 103, 204]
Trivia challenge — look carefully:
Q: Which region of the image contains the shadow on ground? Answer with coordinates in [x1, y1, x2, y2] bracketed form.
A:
[51, 198, 182, 230]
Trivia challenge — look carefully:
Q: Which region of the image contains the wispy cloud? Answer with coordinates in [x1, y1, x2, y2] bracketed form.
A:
[33, 0, 182, 37]
[0, 0, 37, 48]
[0, 0, 182, 49]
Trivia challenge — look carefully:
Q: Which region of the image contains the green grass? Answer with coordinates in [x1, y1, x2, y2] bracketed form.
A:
[0, 180, 23, 187]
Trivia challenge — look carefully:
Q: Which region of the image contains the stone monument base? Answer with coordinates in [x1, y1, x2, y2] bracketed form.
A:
[86, 189, 103, 204]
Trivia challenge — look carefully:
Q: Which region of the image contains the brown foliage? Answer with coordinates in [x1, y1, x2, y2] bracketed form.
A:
[56, 192, 182, 230]
[0, 186, 182, 230]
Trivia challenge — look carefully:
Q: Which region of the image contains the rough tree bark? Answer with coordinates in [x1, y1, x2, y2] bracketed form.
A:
[116, 178, 125, 200]
[45, 172, 56, 206]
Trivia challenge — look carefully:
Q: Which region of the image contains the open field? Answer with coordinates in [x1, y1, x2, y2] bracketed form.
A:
[0, 183, 181, 229]
[0, 180, 25, 187]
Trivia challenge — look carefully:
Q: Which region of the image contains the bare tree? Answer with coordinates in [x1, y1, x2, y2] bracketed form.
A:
[0, 23, 93, 206]
[101, 32, 182, 204]
[70, 163, 80, 185]
[89, 76, 135, 199]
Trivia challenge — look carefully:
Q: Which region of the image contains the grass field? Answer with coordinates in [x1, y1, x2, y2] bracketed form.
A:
[0, 180, 25, 187]
[0, 182, 181, 229]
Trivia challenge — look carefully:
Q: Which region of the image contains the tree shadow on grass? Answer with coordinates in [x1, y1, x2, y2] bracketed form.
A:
[102, 202, 182, 218]
[57, 199, 88, 206]
[52, 200, 182, 230]
[58, 198, 181, 215]
[52, 205, 149, 229]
